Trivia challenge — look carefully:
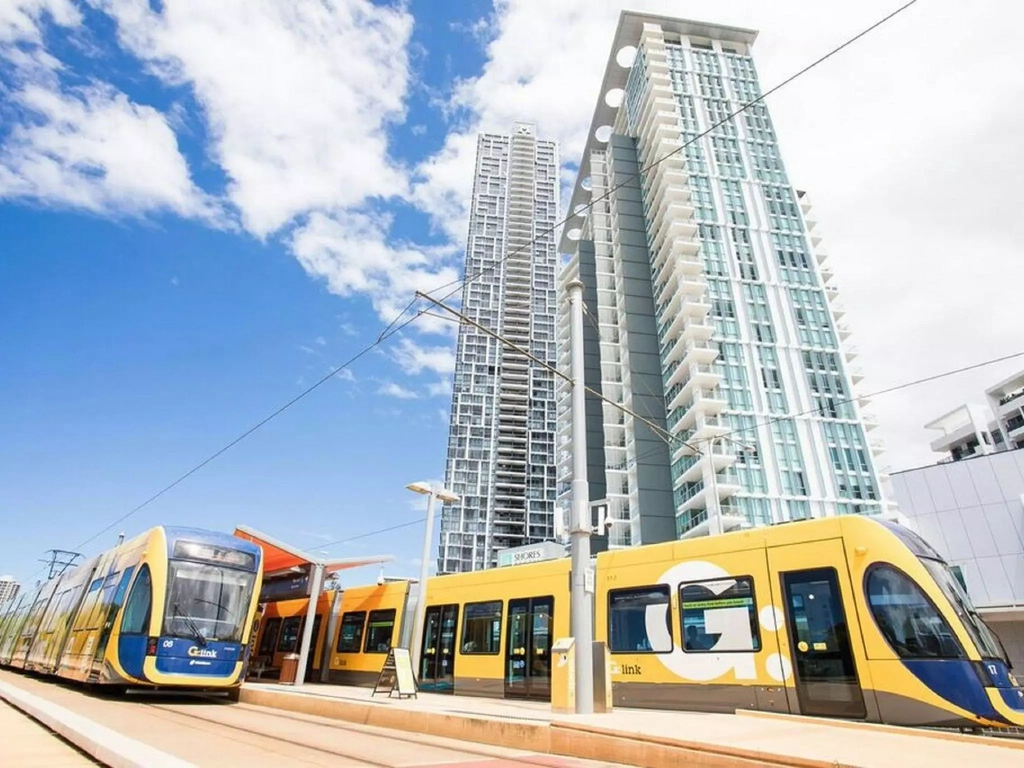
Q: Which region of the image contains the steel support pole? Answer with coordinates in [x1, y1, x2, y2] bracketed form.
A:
[293, 563, 323, 687]
[567, 280, 594, 714]
[410, 490, 437, 678]
[706, 436, 722, 536]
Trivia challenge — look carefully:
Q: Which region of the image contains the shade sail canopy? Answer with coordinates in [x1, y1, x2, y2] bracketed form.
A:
[233, 525, 395, 577]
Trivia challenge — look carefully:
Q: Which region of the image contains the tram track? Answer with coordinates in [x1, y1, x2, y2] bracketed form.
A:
[138, 695, 615, 768]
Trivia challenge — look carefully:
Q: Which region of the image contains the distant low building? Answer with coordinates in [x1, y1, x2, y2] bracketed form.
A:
[0, 575, 20, 610]
[926, 369, 1024, 462]
[891, 449, 1024, 670]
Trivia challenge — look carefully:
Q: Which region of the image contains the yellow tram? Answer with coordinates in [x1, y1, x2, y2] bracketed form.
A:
[249, 517, 1024, 728]
[0, 527, 263, 694]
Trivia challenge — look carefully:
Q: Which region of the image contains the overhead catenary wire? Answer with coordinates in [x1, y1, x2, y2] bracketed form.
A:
[608, 348, 1024, 472]
[384, 0, 923, 324]
[27, 0, 921, 582]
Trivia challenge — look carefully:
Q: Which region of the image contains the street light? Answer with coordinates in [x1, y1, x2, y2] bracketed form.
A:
[704, 434, 756, 536]
[406, 481, 460, 678]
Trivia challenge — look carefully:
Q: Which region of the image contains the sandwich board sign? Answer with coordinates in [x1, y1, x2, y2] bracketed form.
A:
[371, 647, 418, 699]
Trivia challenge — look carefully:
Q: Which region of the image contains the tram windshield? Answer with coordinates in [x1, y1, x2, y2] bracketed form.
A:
[878, 520, 1008, 665]
[920, 558, 1007, 664]
[163, 560, 255, 644]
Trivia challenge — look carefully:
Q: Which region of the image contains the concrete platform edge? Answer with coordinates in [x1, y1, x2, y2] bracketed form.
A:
[240, 686, 854, 768]
[0, 679, 195, 768]
[734, 708, 1024, 750]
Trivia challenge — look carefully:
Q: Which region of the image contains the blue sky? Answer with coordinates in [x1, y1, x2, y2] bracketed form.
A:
[2, 0, 1023, 590]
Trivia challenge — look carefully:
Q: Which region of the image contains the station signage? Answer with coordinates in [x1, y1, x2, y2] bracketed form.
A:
[259, 565, 313, 602]
[497, 541, 566, 568]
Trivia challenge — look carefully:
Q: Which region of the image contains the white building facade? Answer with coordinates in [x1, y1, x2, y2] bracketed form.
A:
[556, 13, 892, 549]
[891, 450, 1024, 670]
[439, 123, 560, 572]
[926, 369, 1024, 462]
[0, 575, 19, 611]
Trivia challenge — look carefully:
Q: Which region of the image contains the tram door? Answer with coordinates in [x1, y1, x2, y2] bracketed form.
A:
[771, 540, 867, 719]
[93, 567, 136, 665]
[504, 596, 553, 700]
[419, 604, 458, 692]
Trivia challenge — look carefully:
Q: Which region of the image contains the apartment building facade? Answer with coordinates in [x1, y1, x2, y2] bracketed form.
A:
[556, 13, 892, 548]
[439, 123, 560, 572]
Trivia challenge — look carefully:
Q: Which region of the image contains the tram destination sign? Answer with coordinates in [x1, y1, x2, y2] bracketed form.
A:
[497, 541, 566, 568]
[259, 565, 313, 602]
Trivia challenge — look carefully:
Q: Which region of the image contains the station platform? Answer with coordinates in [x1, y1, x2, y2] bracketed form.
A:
[241, 681, 1024, 768]
[0, 700, 98, 767]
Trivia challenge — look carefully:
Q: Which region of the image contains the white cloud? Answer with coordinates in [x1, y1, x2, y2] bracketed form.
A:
[289, 209, 460, 333]
[377, 380, 419, 399]
[91, 0, 414, 237]
[315, 336, 326, 346]
[0, 0, 78, 42]
[391, 337, 456, 376]
[426, 379, 452, 398]
[6, 0, 1020, 476]
[0, 0, 80, 73]
[334, 368, 356, 383]
[0, 82, 215, 219]
[414, 0, 1024, 471]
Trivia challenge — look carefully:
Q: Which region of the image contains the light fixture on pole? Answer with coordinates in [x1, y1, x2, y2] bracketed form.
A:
[406, 481, 460, 678]
[705, 434, 756, 536]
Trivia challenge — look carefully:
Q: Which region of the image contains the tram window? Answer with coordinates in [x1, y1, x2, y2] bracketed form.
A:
[278, 617, 303, 653]
[337, 611, 366, 653]
[461, 601, 502, 654]
[42, 591, 74, 634]
[608, 586, 673, 654]
[258, 618, 281, 655]
[865, 565, 965, 659]
[121, 566, 152, 635]
[363, 609, 396, 654]
[680, 576, 760, 652]
[88, 578, 102, 594]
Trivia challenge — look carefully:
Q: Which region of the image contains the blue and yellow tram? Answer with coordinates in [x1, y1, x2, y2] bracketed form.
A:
[256, 516, 1024, 729]
[0, 526, 263, 694]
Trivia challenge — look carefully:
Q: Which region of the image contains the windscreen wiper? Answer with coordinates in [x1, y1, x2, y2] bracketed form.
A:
[173, 602, 208, 647]
[189, 597, 240, 643]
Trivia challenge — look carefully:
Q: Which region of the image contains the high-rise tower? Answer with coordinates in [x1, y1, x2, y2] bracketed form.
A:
[439, 123, 560, 573]
[556, 13, 893, 548]
[0, 575, 19, 610]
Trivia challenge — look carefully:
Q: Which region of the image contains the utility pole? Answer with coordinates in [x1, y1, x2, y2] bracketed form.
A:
[566, 280, 594, 715]
[417, 285, 604, 712]
[705, 436, 723, 536]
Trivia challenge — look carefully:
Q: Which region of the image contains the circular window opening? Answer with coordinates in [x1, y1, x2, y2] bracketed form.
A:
[616, 45, 637, 68]
[604, 88, 624, 108]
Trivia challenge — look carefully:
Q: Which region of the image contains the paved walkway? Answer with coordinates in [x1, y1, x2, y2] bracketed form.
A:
[244, 681, 1024, 768]
[0, 700, 97, 767]
[0, 670, 620, 767]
